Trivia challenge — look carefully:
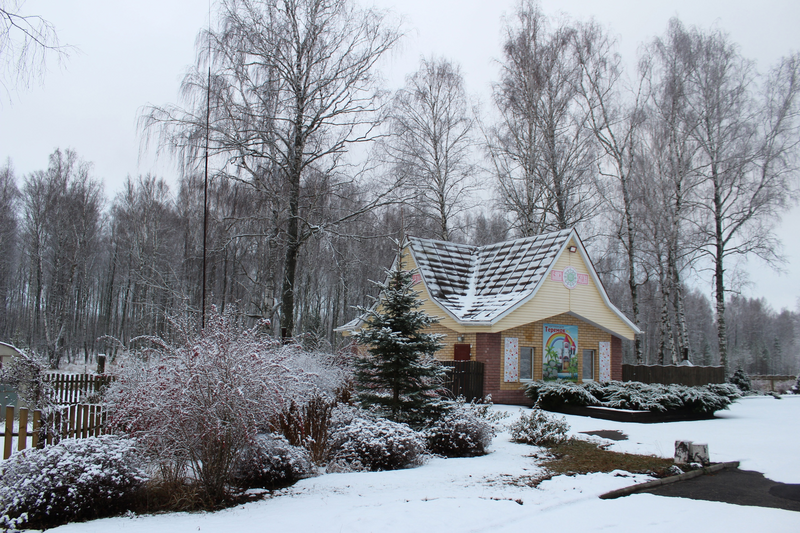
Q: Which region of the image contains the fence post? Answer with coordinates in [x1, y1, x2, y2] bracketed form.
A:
[81, 405, 89, 439]
[32, 409, 42, 449]
[69, 404, 77, 439]
[4, 406, 13, 459]
[18, 407, 27, 452]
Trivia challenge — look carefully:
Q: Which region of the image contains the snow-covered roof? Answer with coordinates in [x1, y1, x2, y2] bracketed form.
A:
[408, 228, 573, 323]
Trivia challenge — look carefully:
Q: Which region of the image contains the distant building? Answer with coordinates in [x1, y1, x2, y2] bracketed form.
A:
[339, 228, 640, 405]
[0, 341, 22, 370]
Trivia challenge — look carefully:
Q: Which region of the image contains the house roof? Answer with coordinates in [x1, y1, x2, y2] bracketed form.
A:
[337, 228, 640, 336]
[408, 228, 572, 323]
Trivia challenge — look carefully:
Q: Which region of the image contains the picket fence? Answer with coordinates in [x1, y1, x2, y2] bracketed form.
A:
[1, 403, 109, 460]
[43, 373, 114, 404]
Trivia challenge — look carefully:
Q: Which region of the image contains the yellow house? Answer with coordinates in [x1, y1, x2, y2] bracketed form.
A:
[340, 228, 641, 405]
[0, 341, 22, 370]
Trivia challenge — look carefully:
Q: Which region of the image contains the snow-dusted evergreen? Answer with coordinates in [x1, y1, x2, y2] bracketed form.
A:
[353, 251, 445, 427]
[525, 380, 740, 415]
[0, 349, 53, 410]
[728, 367, 752, 392]
[0, 435, 146, 530]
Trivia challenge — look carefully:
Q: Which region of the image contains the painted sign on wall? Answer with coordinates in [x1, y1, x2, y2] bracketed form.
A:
[504, 337, 519, 382]
[543, 324, 579, 381]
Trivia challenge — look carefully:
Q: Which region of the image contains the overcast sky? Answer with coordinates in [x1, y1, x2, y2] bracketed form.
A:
[1, 0, 798, 310]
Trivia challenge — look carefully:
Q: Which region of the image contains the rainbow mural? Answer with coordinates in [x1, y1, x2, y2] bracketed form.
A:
[543, 324, 579, 381]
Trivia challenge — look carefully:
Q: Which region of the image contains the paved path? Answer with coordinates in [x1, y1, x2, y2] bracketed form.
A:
[642, 468, 800, 513]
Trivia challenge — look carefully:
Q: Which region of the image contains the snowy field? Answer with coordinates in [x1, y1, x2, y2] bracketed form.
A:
[47, 395, 800, 532]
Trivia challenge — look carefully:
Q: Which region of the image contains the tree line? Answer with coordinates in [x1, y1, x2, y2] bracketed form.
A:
[1, 0, 798, 374]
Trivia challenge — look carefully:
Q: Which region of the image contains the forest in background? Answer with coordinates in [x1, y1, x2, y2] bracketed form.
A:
[0, 0, 798, 375]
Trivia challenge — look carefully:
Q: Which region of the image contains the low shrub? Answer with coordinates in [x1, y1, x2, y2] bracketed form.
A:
[600, 382, 683, 412]
[327, 407, 425, 471]
[0, 435, 146, 530]
[425, 398, 495, 457]
[233, 433, 316, 489]
[523, 380, 739, 415]
[523, 380, 598, 409]
[272, 395, 337, 464]
[466, 395, 511, 426]
[509, 408, 570, 446]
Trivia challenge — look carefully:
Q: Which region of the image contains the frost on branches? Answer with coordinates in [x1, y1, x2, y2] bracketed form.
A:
[352, 252, 445, 428]
[106, 309, 345, 502]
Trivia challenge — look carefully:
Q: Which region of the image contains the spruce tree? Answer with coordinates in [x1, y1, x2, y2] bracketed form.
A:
[353, 252, 444, 427]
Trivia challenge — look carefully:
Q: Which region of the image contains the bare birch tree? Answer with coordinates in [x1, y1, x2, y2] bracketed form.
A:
[489, 1, 597, 236]
[0, 1, 69, 94]
[384, 57, 477, 241]
[682, 24, 800, 373]
[142, 0, 400, 337]
[0, 160, 19, 337]
[574, 20, 649, 362]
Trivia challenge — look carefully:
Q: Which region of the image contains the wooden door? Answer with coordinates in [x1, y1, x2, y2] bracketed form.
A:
[454, 343, 471, 361]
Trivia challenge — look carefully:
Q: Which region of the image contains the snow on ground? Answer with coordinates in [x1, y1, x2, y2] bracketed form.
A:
[47, 395, 800, 532]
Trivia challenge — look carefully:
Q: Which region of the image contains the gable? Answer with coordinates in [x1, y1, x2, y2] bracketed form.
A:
[496, 239, 638, 339]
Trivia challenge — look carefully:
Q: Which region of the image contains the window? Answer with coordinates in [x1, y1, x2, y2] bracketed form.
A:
[520, 347, 534, 380]
[582, 349, 595, 381]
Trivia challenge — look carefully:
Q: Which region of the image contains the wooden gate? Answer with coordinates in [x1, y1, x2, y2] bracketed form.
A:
[441, 361, 484, 401]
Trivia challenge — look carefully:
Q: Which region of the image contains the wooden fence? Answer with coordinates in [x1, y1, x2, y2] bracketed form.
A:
[43, 373, 114, 404]
[441, 361, 484, 401]
[1, 403, 108, 460]
[750, 375, 797, 393]
[622, 364, 725, 387]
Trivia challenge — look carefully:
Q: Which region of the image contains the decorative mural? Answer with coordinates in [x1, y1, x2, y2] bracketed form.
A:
[599, 341, 611, 382]
[504, 337, 519, 382]
[550, 269, 589, 288]
[543, 324, 579, 381]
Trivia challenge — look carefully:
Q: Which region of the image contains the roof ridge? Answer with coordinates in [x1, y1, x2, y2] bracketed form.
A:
[407, 228, 573, 254]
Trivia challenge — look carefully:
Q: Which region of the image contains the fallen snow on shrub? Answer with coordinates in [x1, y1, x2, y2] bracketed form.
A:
[524, 380, 740, 415]
[425, 398, 495, 457]
[0, 435, 146, 530]
[106, 309, 346, 502]
[234, 433, 316, 489]
[327, 407, 425, 471]
[509, 408, 570, 446]
[525, 381, 599, 410]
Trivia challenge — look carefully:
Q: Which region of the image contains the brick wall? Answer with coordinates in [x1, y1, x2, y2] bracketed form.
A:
[474, 314, 617, 406]
[611, 335, 622, 381]
[428, 323, 477, 362]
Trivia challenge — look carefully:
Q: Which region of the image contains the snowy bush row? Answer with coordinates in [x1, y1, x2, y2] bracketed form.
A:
[0, 435, 147, 530]
[524, 380, 741, 415]
[325, 399, 499, 471]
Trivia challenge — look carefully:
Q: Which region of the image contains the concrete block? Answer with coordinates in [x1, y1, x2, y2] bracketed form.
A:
[689, 443, 709, 466]
[675, 440, 692, 464]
